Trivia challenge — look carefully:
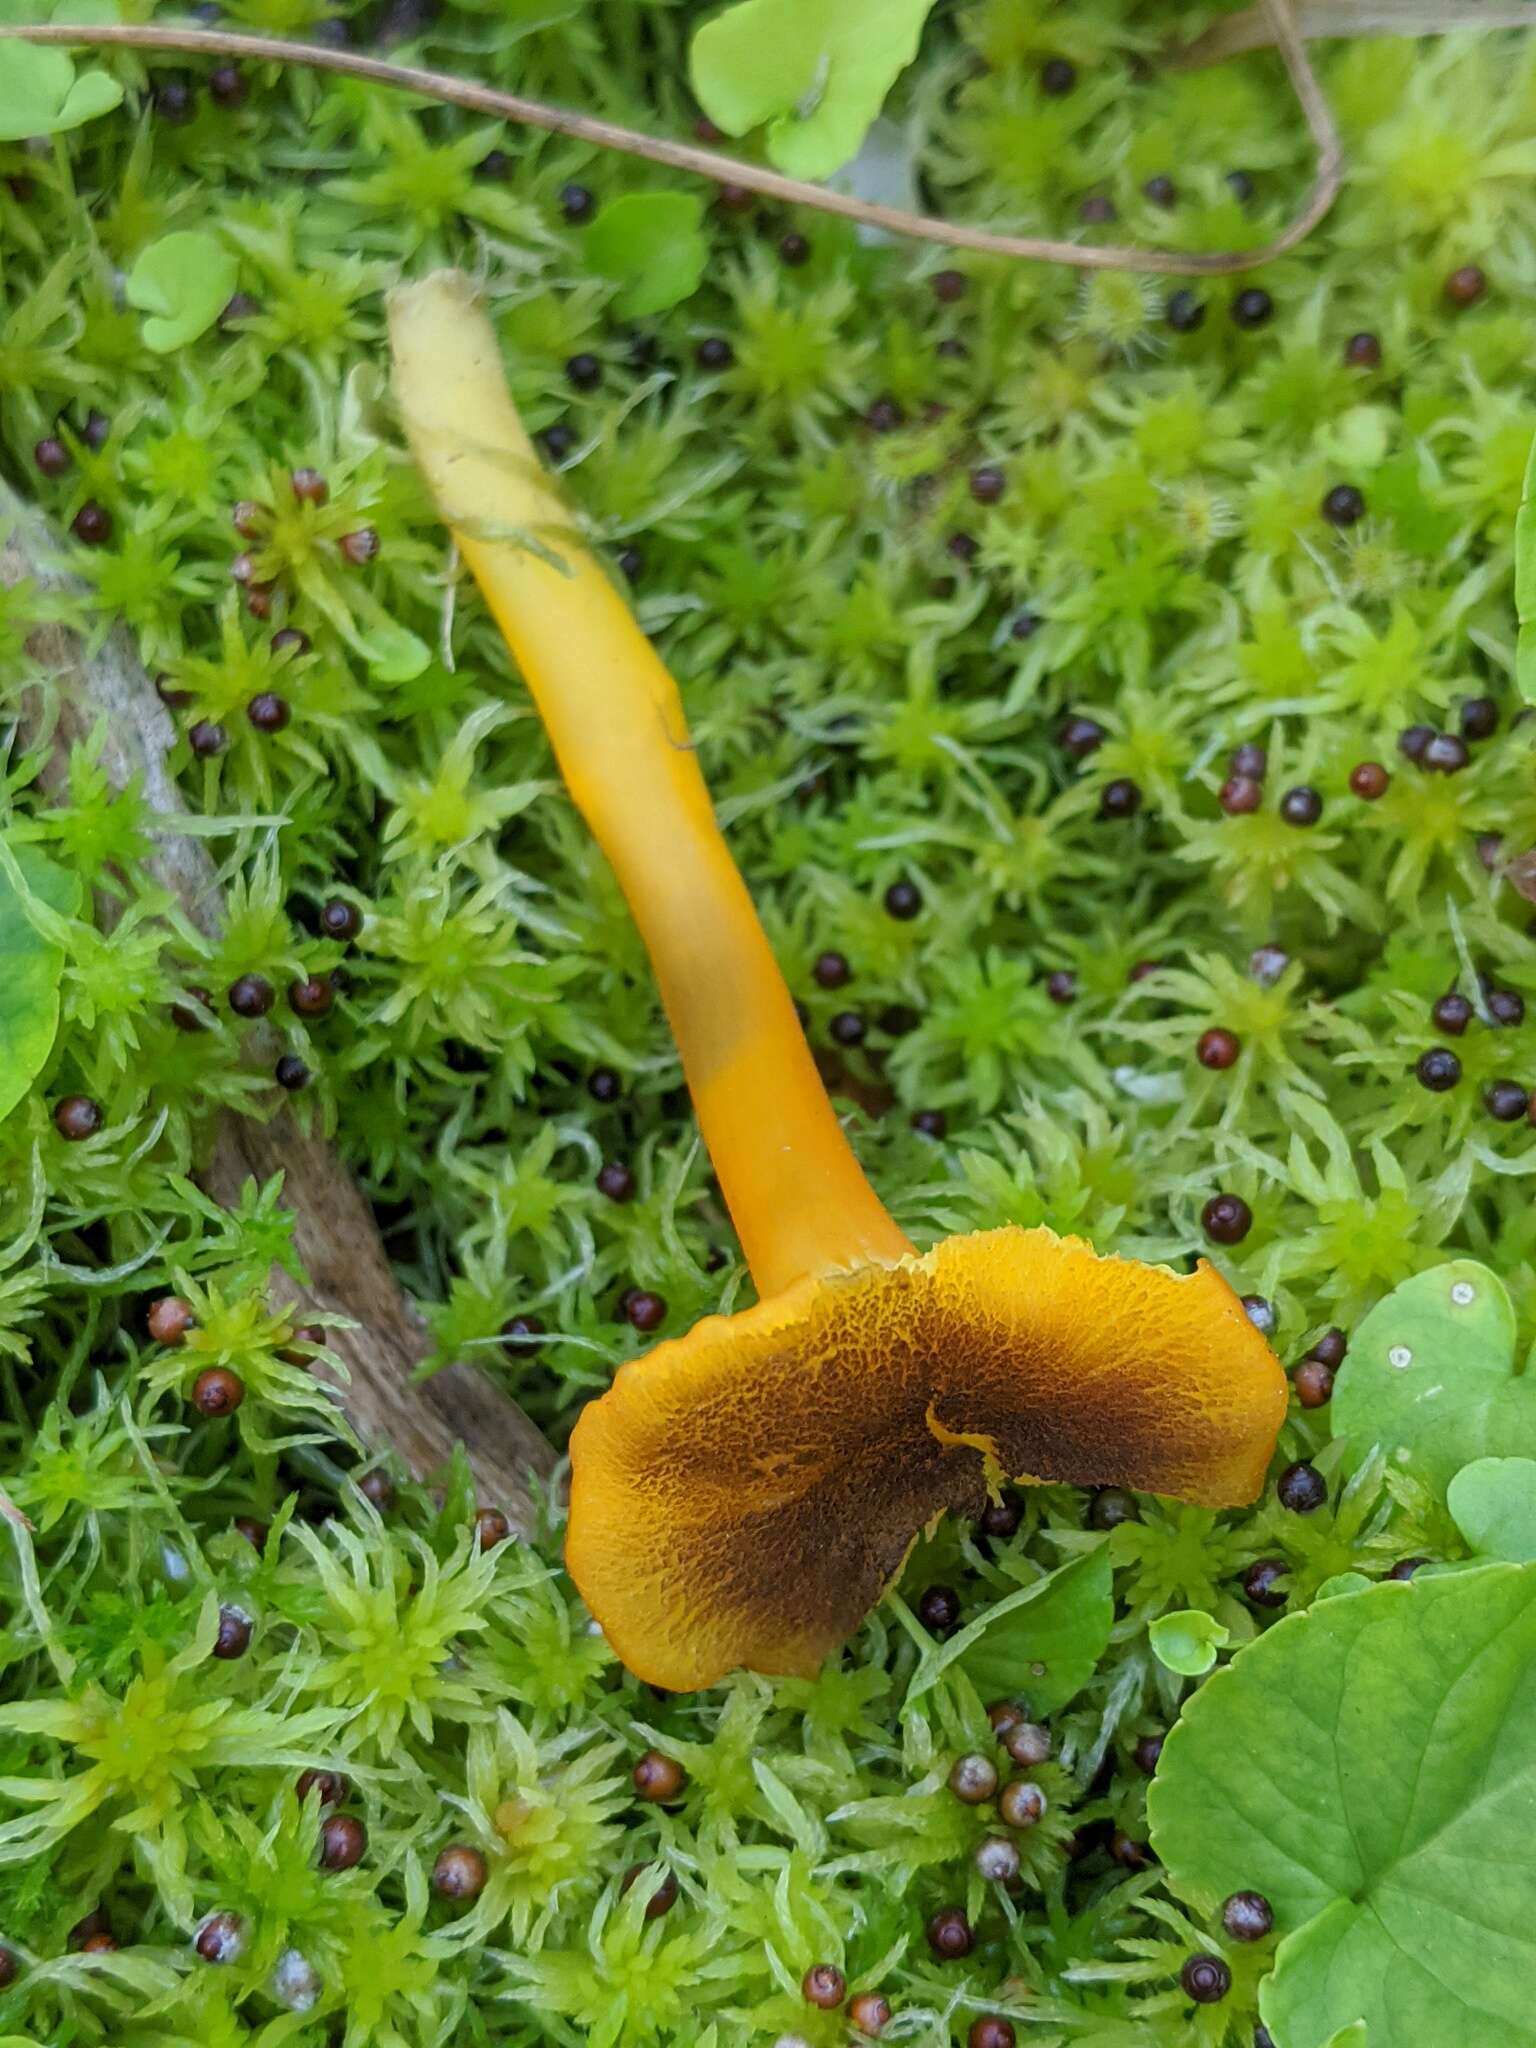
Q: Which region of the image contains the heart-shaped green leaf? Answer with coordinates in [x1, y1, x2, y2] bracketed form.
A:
[1150, 1563, 1536, 2048]
[125, 232, 240, 354]
[1149, 1609, 1228, 1676]
[0, 842, 78, 1123]
[1331, 1260, 1536, 1497]
[906, 1547, 1112, 1716]
[0, 42, 123, 141]
[690, 0, 936, 180]
[1448, 1456, 1536, 1561]
[582, 193, 708, 321]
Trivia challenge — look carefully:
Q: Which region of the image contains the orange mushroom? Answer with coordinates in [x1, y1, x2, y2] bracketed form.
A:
[389, 272, 1288, 1694]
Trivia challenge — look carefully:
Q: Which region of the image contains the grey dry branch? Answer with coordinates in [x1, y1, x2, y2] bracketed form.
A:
[1175, 1, 1536, 68]
[2, 480, 557, 1531]
[2, 3, 1342, 277]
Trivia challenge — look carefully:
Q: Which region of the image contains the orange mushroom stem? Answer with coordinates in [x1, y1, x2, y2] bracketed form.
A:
[389, 272, 1289, 1693]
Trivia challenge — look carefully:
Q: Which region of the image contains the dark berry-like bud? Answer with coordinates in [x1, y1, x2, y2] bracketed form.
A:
[969, 464, 1006, 505]
[153, 76, 196, 123]
[1133, 1732, 1164, 1775]
[695, 336, 734, 371]
[291, 467, 328, 505]
[1242, 1294, 1276, 1335]
[980, 1492, 1020, 1537]
[192, 1367, 244, 1417]
[235, 1516, 269, 1551]
[288, 976, 334, 1020]
[974, 1834, 1020, 1883]
[802, 1963, 846, 2008]
[829, 1011, 866, 1047]
[932, 268, 967, 302]
[219, 291, 263, 327]
[34, 436, 71, 477]
[1003, 1720, 1051, 1767]
[970, 2021, 1016, 2048]
[1250, 944, 1289, 985]
[620, 1861, 679, 1916]
[926, 1906, 974, 1959]
[910, 1108, 948, 1138]
[1416, 1047, 1462, 1092]
[633, 1749, 686, 1801]
[1046, 969, 1078, 1005]
[339, 528, 379, 566]
[1040, 56, 1076, 94]
[1322, 484, 1365, 526]
[918, 1584, 960, 1633]
[1485, 1079, 1530, 1122]
[1231, 287, 1274, 329]
[1344, 331, 1381, 367]
[209, 61, 247, 106]
[1349, 760, 1390, 799]
[1294, 1359, 1334, 1408]
[1243, 1557, 1288, 1607]
[559, 182, 595, 223]
[1143, 174, 1177, 207]
[849, 1990, 892, 2036]
[228, 973, 274, 1018]
[1220, 774, 1262, 815]
[54, 1094, 102, 1141]
[1088, 1486, 1139, 1529]
[1079, 195, 1116, 225]
[1110, 1827, 1151, 1869]
[1389, 1555, 1430, 1580]
[319, 1813, 367, 1871]
[1445, 264, 1487, 308]
[986, 1699, 1025, 1736]
[1226, 168, 1255, 201]
[275, 1053, 310, 1091]
[778, 232, 811, 267]
[946, 531, 979, 563]
[948, 1752, 999, 1804]
[586, 1065, 622, 1102]
[1277, 1460, 1328, 1513]
[617, 546, 644, 579]
[624, 1289, 666, 1333]
[147, 1296, 194, 1344]
[596, 1160, 635, 1201]
[431, 1845, 488, 1900]
[1222, 1890, 1274, 1941]
[247, 691, 290, 733]
[1487, 986, 1525, 1027]
[1060, 714, 1107, 758]
[189, 720, 227, 758]
[565, 352, 602, 391]
[357, 1467, 394, 1511]
[272, 627, 311, 655]
[1098, 777, 1142, 820]
[541, 423, 577, 461]
[865, 394, 904, 432]
[1202, 1192, 1252, 1244]
[1181, 1953, 1231, 2003]
[883, 878, 923, 920]
[1230, 740, 1267, 779]
[1460, 695, 1499, 740]
[71, 501, 112, 546]
[214, 1605, 253, 1659]
[998, 1778, 1046, 1828]
[1197, 1028, 1241, 1070]
[474, 1506, 510, 1551]
[1399, 723, 1434, 762]
[1423, 731, 1469, 773]
[195, 1912, 245, 1963]
[1166, 290, 1205, 333]
[1307, 1325, 1348, 1369]
[812, 949, 851, 990]
[1279, 785, 1322, 826]
[319, 897, 362, 940]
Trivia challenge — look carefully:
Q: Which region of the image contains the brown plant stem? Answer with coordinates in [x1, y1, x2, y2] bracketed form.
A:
[2, 482, 558, 1531]
[1176, 0, 1536, 68]
[3, 4, 1340, 276]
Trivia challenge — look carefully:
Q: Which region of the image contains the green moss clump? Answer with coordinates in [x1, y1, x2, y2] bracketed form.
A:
[3, 0, 1536, 2039]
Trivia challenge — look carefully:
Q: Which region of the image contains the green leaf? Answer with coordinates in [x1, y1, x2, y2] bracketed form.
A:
[0, 843, 78, 1124]
[690, 0, 936, 180]
[582, 193, 709, 320]
[1149, 1564, 1536, 2048]
[1149, 1608, 1228, 1676]
[356, 623, 431, 682]
[1448, 1457, 1536, 1561]
[1331, 1260, 1536, 1498]
[124, 232, 240, 354]
[1324, 2029, 1368, 2048]
[0, 41, 123, 140]
[906, 1548, 1113, 1715]
[1315, 1571, 1372, 1599]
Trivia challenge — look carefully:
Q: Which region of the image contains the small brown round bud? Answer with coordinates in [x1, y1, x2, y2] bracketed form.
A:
[192, 1367, 244, 1417]
[620, 1861, 679, 1916]
[319, 897, 362, 940]
[431, 1845, 488, 1900]
[195, 1911, 246, 1964]
[274, 1054, 310, 1093]
[969, 2021, 1016, 2048]
[234, 1516, 269, 1551]
[80, 1931, 118, 1954]
[1197, 1028, 1240, 1070]
[1349, 760, 1390, 800]
[247, 691, 290, 733]
[632, 1749, 686, 1802]
[802, 1963, 846, 2008]
[986, 1699, 1025, 1737]
[357, 1468, 395, 1511]
[296, 1767, 348, 1806]
[474, 1506, 510, 1551]
[71, 500, 112, 546]
[1222, 1890, 1274, 1942]
[54, 1094, 103, 1142]
[0, 1947, 18, 1987]
[189, 720, 227, 757]
[232, 500, 265, 538]
[228, 973, 275, 1018]
[34, 436, 71, 477]
[339, 527, 380, 566]
[318, 1813, 367, 1871]
[290, 467, 329, 506]
[1444, 264, 1487, 308]
[925, 1906, 973, 1960]
[849, 1991, 892, 2036]
[998, 1778, 1047, 1829]
[214, 1605, 253, 1659]
[1003, 1719, 1052, 1768]
[974, 1833, 1020, 1883]
[147, 1295, 195, 1344]
[288, 976, 334, 1019]
[948, 1752, 999, 1804]
[1132, 1733, 1163, 1775]
[1293, 1359, 1335, 1408]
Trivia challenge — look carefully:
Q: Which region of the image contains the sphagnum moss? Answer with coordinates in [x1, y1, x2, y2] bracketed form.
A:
[4, 1, 1536, 2042]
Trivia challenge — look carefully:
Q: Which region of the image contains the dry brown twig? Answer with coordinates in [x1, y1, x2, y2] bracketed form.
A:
[2, 482, 558, 1532]
[1176, 1, 1536, 69]
[5, 0, 1341, 275]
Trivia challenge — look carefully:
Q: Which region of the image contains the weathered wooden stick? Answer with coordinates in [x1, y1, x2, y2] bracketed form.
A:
[1175, 0, 1536, 68]
[3, 482, 558, 1531]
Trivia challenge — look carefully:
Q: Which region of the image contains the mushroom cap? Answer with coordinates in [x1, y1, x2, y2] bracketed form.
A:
[566, 1225, 1287, 1690]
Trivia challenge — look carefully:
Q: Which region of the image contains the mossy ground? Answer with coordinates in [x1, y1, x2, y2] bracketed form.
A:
[2, 1, 1536, 2041]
